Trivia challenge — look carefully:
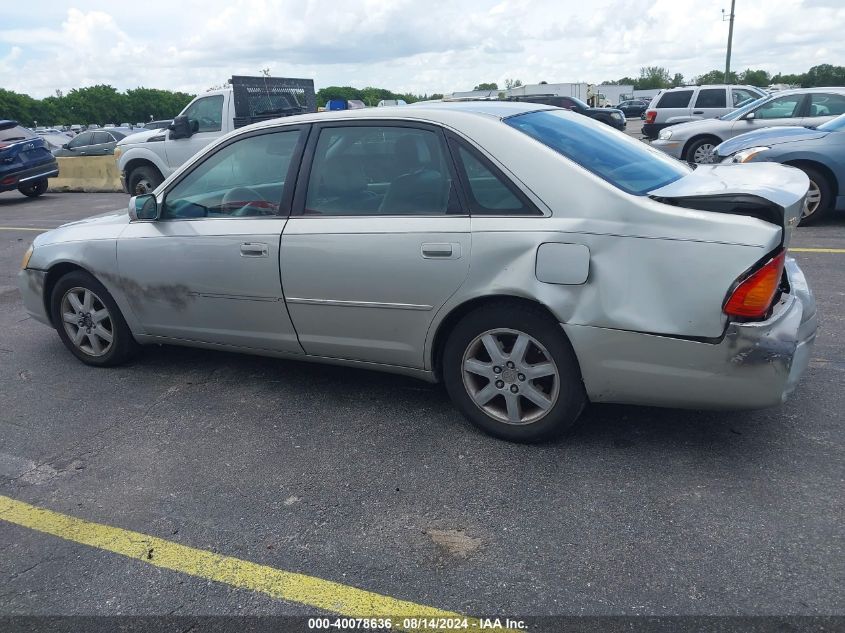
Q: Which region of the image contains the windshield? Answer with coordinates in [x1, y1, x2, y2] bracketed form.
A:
[506, 110, 690, 195]
[568, 96, 590, 110]
[719, 95, 771, 121]
[817, 112, 845, 132]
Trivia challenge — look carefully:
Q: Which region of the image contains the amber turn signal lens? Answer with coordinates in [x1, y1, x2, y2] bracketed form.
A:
[723, 250, 786, 319]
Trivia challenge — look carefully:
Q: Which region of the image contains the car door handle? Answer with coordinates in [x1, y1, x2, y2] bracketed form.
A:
[421, 242, 460, 259]
[693, 110, 704, 114]
[240, 242, 268, 257]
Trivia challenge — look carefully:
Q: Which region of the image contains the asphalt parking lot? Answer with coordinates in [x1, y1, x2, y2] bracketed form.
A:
[1, 191, 843, 624]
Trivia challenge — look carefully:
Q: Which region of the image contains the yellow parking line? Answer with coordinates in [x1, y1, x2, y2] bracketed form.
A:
[0, 495, 510, 631]
[791, 247, 845, 253]
[0, 226, 52, 232]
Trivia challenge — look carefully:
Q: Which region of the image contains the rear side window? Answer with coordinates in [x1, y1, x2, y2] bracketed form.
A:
[809, 93, 845, 117]
[656, 90, 693, 108]
[506, 110, 690, 196]
[695, 88, 727, 108]
[93, 132, 112, 144]
[451, 142, 537, 215]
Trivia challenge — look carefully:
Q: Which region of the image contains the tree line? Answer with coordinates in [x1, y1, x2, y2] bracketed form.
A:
[315, 86, 441, 107]
[0, 85, 194, 127]
[601, 63, 845, 90]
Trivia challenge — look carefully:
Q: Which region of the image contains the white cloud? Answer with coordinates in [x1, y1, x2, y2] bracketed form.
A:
[0, 0, 843, 98]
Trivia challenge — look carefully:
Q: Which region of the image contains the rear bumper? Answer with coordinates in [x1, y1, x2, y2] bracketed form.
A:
[0, 160, 59, 192]
[642, 122, 671, 140]
[565, 258, 817, 410]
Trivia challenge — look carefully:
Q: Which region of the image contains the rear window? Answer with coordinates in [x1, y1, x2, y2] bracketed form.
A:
[656, 90, 693, 108]
[0, 125, 35, 143]
[505, 110, 690, 196]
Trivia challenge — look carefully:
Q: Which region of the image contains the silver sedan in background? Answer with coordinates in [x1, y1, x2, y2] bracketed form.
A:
[651, 87, 845, 164]
[18, 102, 817, 442]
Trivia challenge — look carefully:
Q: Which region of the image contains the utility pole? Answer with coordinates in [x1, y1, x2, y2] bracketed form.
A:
[723, 0, 736, 82]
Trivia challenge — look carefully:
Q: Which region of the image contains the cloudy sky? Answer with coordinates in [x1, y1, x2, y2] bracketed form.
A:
[1, 0, 844, 98]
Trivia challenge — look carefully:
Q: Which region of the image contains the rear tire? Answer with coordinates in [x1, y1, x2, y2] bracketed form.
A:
[795, 165, 833, 225]
[18, 179, 48, 198]
[128, 165, 163, 195]
[50, 270, 138, 367]
[442, 302, 586, 443]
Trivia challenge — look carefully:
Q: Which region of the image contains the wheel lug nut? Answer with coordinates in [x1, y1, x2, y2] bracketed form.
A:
[493, 366, 502, 374]
[495, 380, 505, 389]
[510, 385, 519, 393]
[518, 373, 525, 381]
[506, 361, 515, 369]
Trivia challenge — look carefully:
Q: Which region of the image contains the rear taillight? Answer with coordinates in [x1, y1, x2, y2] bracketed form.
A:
[723, 250, 786, 319]
[1, 175, 18, 186]
[645, 110, 657, 124]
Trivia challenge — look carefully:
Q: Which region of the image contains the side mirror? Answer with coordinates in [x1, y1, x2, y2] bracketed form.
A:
[744, 112, 756, 121]
[169, 115, 194, 139]
[191, 119, 199, 133]
[128, 194, 159, 221]
[62, 143, 70, 150]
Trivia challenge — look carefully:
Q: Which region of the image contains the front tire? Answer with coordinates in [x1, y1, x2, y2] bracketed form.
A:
[128, 165, 163, 195]
[685, 137, 720, 164]
[50, 270, 138, 367]
[442, 302, 586, 442]
[19, 179, 48, 198]
[796, 165, 833, 225]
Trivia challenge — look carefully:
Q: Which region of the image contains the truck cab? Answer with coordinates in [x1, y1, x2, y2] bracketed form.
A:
[116, 76, 315, 195]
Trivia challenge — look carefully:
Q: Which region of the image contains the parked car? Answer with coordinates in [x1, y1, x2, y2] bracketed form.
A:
[617, 99, 649, 118]
[651, 87, 845, 164]
[643, 84, 767, 140]
[52, 129, 127, 157]
[509, 94, 626, 130]
[0, 120, 58, 198]
[714, 112, 845, 224]
[18, 102, 816, 442]
[37, 133, 75, 152]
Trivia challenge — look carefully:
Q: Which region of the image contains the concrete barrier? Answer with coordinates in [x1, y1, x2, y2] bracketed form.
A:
[48, 155, 123, 193]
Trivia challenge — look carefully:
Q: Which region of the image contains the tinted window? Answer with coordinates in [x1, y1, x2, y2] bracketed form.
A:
[182, 95, 225, 133]
[506, 110, 690, 196]
[93, 132, 112, 144]
[0, 125, 36, 142]
[454, 144, 532, 214]
[809, 93, 845, 117]
[695, 88, 727, 108]
[69, 132, 94, 147]
[163, 130, 301, 219]
[304, 126, 459, 216]
[656, 90, 693, 108]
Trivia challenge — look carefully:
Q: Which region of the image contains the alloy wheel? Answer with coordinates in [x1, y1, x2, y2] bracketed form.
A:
[60, 287, 114, 357]
[803, 179, 821, 219]
[461, 328, 559, 425]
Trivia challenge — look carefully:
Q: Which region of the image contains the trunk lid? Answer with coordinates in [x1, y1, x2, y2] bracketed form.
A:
[648, 163, 808, 247]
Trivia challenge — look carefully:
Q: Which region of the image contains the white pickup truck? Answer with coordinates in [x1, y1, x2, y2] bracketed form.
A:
[115, 76, 316, 195]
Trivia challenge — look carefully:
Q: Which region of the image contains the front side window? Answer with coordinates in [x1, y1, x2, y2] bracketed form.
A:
[506, 110, 689, 196]
[304, 126, 459, 216]
[656, 90, 693, 108]
[695, 88, 727, 108]
[755, 94, 804, 119]
[182, 95, 225, 133]
[163, 129, 301, 219]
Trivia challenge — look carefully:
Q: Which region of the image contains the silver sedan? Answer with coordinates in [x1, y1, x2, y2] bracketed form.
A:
[651, 87, 845, 164]
[18, 102, 818, 442]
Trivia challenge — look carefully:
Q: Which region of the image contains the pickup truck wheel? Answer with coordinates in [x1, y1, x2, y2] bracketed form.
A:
[18, 179, 48, 198]
[443, 303, 586, 443]
[50, 270, 138, 367]
[685, 137, 720, 164]
[129, 166, 163, 195]
[796, 166, 832, 225]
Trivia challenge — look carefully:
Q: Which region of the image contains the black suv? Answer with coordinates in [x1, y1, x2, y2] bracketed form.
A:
[509, 95, 626, 130]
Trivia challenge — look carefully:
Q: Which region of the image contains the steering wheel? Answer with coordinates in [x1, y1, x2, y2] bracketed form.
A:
[221, 186, 276, 217]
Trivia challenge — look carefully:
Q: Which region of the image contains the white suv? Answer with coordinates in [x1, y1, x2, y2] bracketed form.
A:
[642, 85, 766, 139]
